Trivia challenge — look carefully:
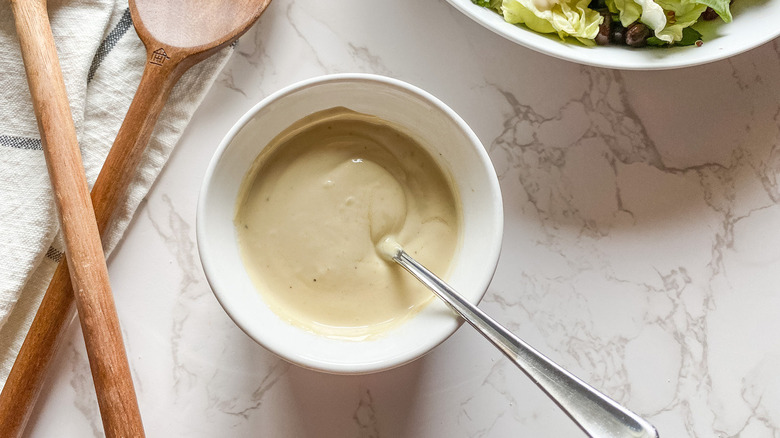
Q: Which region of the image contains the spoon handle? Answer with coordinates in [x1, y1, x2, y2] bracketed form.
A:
[0, 46, 184, 437]
[393, 250, 659, 438]
[8, 1, 145, 437]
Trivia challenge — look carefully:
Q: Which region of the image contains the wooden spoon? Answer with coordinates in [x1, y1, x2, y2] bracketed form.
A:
[0, 1, 272, 436]
[7, 1, 144, 436]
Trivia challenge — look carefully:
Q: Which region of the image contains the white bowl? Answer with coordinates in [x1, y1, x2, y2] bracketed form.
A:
[197, 74, 503, 374]
[445, 0, 780, 70]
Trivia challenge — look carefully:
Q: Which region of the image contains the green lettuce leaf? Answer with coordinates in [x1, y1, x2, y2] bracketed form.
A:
[501, 0, 604, 41]
[646, 26, 703, 45]
[608, 0, 708, 43]
[696, 0, 732, 20]
[606, 0, 667, 30]
[677, 26, 704, 44]
[472, 0, 503, 9]
[653, 0, 708, 42]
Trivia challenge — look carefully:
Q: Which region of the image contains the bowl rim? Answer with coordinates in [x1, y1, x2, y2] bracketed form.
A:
[196, 73, 504, 373]
[444, 0, 780, 70]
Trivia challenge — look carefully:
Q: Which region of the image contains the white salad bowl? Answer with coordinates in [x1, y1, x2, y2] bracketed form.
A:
[197, 74, 503, 374]
[446, 0, 780, 69]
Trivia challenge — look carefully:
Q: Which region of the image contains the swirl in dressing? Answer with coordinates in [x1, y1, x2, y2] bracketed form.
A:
[235, 108, 461, 340]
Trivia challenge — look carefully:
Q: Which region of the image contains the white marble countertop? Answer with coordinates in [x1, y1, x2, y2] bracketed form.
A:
[24, 0, 780, 436]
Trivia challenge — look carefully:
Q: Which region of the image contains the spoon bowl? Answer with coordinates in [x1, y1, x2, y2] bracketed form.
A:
[131, 0, 271, 64]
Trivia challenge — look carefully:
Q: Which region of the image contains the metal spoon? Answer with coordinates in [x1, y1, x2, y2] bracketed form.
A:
[378, 237, 659, 438]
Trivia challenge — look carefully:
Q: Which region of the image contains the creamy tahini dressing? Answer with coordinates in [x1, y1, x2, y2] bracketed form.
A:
[235, 108, 461, 340]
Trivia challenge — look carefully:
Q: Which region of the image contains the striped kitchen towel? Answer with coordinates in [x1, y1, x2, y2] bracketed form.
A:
[0, 0, 233, 385]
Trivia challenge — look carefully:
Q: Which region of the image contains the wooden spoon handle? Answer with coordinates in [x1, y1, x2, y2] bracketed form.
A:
[0, 41, 186, 436]
[7, 1, 145, 437]
[0, 255, 73, 437]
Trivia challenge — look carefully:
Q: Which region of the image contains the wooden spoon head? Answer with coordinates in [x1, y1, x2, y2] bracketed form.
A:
[129, 0, 272, 56]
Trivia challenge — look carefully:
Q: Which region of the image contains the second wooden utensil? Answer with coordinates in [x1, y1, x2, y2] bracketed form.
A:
[0, 0, 272, 436]
[7, 0, 144, 436]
